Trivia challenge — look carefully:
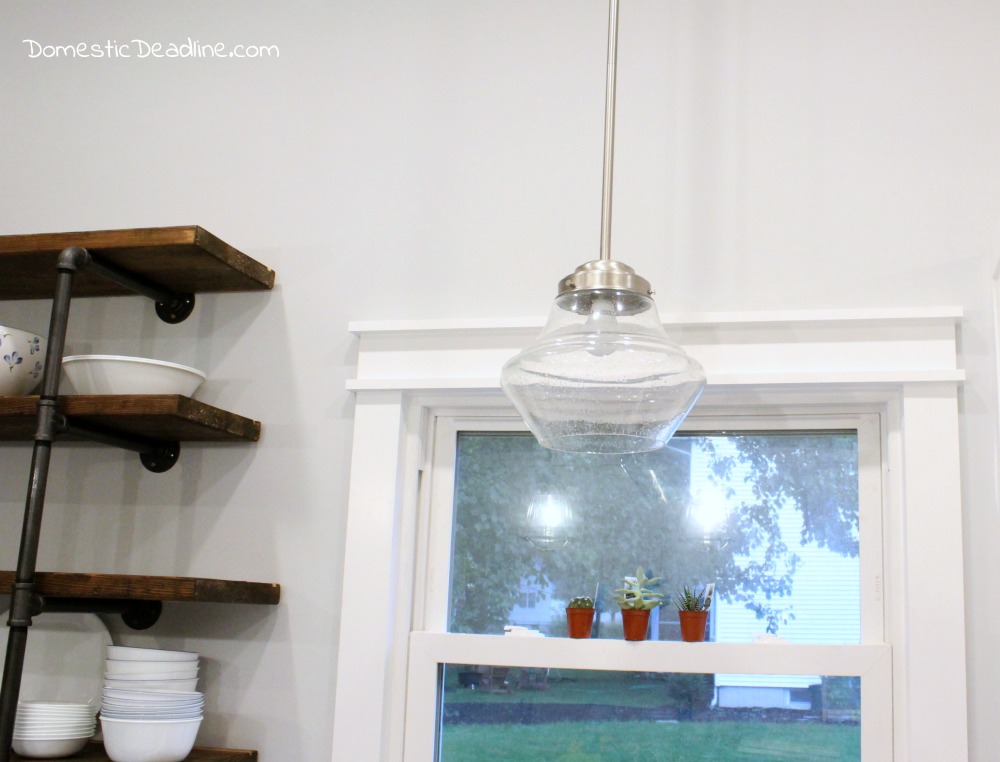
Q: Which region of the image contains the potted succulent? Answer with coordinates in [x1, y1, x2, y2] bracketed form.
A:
[613, 567, 664, 641]
[565, 596, 596, 639]
[674, 584, 713, 642]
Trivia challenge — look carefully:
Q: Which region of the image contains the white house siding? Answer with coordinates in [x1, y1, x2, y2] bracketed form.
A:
[689, 438, 861, 701]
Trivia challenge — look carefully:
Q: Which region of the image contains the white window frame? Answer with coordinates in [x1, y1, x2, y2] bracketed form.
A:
[410, 410, 888, 759]
[331, 308, 968, 762]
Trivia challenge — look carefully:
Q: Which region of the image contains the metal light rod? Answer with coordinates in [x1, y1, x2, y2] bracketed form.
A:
[599, 0, 620, 263]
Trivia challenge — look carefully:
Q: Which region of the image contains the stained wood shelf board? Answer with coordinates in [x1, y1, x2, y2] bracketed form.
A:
[0, 395, 260, 442]
[0, 226, 274, 299]
[13, 743, 257, 761]
[0, 572, 280, 605]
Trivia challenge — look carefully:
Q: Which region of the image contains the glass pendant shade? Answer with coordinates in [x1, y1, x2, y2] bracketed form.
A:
[501, 261, 706, 455]
[521, 492, 574, 549]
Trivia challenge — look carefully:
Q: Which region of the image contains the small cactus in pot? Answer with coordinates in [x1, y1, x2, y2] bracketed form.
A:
[565, 596, 596, 639]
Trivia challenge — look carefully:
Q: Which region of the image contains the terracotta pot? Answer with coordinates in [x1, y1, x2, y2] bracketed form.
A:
[620, 608, 651, 641]
[566, 607, 595, 639]
[678, 610, 709, 642]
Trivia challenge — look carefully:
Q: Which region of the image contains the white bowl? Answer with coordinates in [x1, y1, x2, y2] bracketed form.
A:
[14, 718, 95, 728]
[18, 701, 95, 711]
[62, 355, 206, 397]
[102, 688, 202, 703]
[14, 728, 95, 738]
[106, 659, 199, 676]
[100, 709, 202, 721]
[103, 678, 198, 692]
[13, 734, 90, 757]
[102, 698, 202, 708]
[13, 727, 94, 738]
[106, 646, 198, 663]
[101, 694, 203, 705]
[0, 325, 46, 396]
[16, 706, 96, 719]
[104, 670, 199, 681]
[101, 716, 202, 762]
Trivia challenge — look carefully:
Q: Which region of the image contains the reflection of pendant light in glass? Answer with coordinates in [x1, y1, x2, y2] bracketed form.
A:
[522, 492, 574, 549]
[688, 486, 731, 549]
[501, 0, 705, 455]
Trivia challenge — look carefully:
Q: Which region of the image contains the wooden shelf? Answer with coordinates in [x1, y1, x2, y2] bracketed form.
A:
[0, 396, 260, 443]
[0, 226, 274, 300]
[0, 573, 279, 606]
[13, 743, 257, 761]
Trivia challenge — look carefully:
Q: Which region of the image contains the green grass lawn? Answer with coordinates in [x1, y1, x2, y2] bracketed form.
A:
[440, 669, 860, 760]
[441, 720, 860, 761]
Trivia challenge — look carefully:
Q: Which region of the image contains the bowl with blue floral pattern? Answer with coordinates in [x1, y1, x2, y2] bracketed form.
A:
[0, 325, 46, 396]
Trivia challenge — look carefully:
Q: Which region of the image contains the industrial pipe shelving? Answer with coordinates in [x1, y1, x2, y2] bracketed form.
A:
[0, 227, 278, 762]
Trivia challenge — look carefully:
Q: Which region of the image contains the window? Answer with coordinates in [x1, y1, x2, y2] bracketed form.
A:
[413, 412, 886, 760]
[516, 587, 539, 610]
[331, 309, 968, 762]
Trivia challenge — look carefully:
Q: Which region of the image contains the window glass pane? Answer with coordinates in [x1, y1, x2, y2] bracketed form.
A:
[440, 664, 861, 761]
[448, 432, 860, 643]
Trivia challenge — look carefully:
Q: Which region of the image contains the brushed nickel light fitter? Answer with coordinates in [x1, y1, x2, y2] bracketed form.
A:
[501, 0, 706, 455]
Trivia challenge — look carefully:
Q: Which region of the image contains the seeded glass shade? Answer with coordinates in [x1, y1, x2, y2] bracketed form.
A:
[501, 273, 705, 454]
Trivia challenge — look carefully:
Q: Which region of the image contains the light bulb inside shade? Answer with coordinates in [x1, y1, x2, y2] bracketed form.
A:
[584, 297, 619, 357]
[522, 493, 573, 549]
[501, 288, 706, 454]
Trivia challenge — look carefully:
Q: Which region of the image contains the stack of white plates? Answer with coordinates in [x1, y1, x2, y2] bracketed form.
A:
[13, 700, 97, 758]
[101, 687, 204, 720]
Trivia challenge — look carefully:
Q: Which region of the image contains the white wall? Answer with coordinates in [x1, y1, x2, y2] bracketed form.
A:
[0, 1, 998, 758]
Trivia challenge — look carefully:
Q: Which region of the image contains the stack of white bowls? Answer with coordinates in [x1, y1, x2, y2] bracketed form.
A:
[100, 646, 203, 762]
[104, 645, 200, 693]
[13, 700, 97, 758]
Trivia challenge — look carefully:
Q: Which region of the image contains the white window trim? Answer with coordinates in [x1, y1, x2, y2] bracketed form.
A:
[331, 308, 968, 762]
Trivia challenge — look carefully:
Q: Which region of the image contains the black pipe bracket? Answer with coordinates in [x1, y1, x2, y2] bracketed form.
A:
[86, 253, 196, 324]
[155, 295, 196, 324]
[56, 416, 182, 473]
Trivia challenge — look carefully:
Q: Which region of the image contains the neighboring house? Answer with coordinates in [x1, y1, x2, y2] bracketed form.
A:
[693, 441, 861, 710]
[508, 575, 563, 629]
[712, 502, 860, 709]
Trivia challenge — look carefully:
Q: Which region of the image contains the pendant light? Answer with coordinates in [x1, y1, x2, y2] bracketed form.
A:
[501, 0, 706, 455]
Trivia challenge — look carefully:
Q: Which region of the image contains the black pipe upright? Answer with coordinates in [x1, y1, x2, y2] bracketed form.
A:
[0, 247, 90, 762]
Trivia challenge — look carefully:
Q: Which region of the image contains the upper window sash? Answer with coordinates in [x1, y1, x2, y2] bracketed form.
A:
[419, 410, 884, 643]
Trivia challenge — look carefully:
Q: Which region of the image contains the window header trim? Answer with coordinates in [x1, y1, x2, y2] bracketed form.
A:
[347, 309, 964, 392]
